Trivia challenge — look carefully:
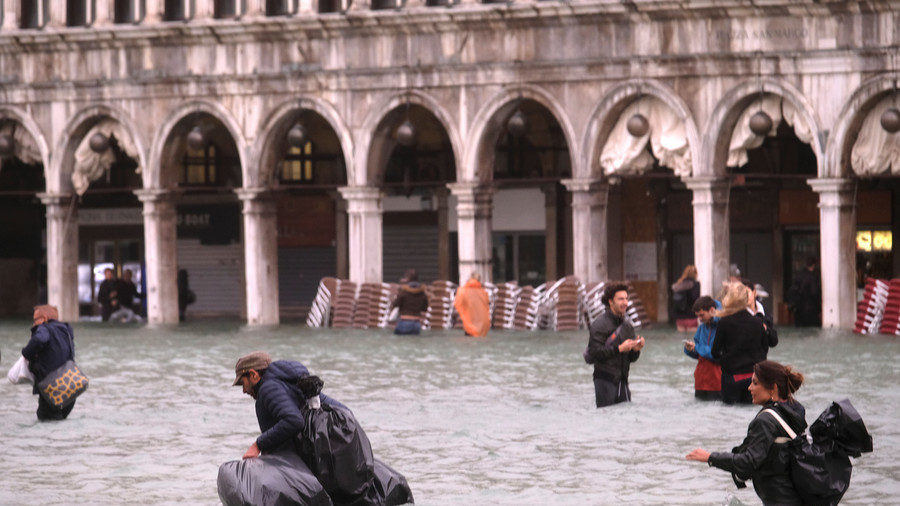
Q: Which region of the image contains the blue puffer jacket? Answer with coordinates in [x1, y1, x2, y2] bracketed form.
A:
[22, 320, 75, 395]
[254, 360, 347, 453]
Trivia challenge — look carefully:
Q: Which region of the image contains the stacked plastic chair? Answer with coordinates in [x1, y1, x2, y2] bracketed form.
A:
[330, 281, 359, 329]
[878, 279, 900, 335]
[854, 278, 889, 334]
[306, 277, 338, 328]
[583, 282, 607, 325]
[426, 280, 457, 330]
[492, 281, 522, 329]
[626, 287, 651, 329]
[375, 283, 400, 329]
[512, 285, 542, 330]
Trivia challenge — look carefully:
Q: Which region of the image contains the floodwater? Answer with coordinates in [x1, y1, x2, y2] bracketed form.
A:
[1, 320, 898, 506]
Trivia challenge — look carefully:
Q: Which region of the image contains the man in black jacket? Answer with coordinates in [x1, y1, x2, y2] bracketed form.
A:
[22, 305, 78, 421]
[583, 283, 645, 408]
[232, 351, 347, 459]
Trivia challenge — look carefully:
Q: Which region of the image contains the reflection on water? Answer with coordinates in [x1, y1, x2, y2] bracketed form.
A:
[1, 321, 898, 506]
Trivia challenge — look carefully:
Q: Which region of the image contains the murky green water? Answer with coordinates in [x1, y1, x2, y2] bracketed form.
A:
[1, 320, 898, 505]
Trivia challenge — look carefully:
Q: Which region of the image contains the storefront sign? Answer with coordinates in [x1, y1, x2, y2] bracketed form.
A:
[79, 207, 143, 226]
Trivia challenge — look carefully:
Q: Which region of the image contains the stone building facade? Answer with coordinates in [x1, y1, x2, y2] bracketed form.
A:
[0, 0, 897, 327]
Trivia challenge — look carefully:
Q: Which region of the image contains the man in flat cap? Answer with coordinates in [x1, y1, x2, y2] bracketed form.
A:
[232, 351, 346, 459]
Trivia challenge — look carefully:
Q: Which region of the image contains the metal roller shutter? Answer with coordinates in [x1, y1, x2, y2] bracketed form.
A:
[177, 239, 243, 316]
[383, 225, 440, 284]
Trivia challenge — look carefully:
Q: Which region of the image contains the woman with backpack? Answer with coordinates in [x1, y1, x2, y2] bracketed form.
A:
[685, 360, 807, 506]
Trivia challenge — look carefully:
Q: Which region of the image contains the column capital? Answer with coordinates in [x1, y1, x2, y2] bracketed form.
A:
[134, 188, 178, 204]
[447, 181, 494, 198]
[37, 192, 74, 206]
[235, 187, 274, 202]
[682, 176, 731, 192]
[561, 178, 608, 194]
[806, 177, 854, 194]
[338, 185, 382, 201]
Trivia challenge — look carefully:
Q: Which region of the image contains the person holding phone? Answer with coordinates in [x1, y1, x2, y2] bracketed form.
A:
[683, 296, 722, 401]
[583, 282, 645, 408]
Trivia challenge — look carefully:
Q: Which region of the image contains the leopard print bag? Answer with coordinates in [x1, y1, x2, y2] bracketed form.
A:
[37, 360, 89, 409]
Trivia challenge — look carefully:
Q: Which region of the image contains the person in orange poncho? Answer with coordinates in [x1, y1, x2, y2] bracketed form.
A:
[453, 272, 491, 337]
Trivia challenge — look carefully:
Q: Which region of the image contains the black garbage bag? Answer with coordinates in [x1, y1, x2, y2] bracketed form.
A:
[298, 376, 376, 506]
[810, 399, 874, 457]
[372, 458, 415, 506]
[789, 399, 873, 506]
[217, 447, 333, 506]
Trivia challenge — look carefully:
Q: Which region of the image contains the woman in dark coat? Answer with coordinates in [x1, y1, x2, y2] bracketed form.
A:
[671, 265, 701, 332]
[712, 282, 771, 405]
[686, 360, 807, 506]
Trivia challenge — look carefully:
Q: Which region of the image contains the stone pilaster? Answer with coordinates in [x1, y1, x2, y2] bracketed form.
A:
[684, 177, 731, 297]
[235, 188, 279, 325]
[338, 186, 383, 283]
[561, 179, 608, 284]
[237, 188, 280, 325]
[448, 182, 493, 283]
[38, 193, 79, 321]
[136, 189, 180, 324]
[808, 178, 856, 329]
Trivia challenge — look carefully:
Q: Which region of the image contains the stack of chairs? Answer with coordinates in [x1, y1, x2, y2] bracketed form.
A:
[878, 279, 900, 335]
[626, 287, 651, 329]
[306, 277, 338, 328]
[330, 281, 359, 329]
[512, 285, 542, 330]
[583, 282, 607, 326]
[376, 283, 400, 329]
[492, 281, 522, 329]
[854, 278, 889, 334]
[426, 280, 457, 330]
[351, 282, 394, 329]
[552, 276, 584, 331]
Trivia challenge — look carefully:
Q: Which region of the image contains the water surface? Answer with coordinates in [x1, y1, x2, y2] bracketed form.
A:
[1, 321, 898, 505]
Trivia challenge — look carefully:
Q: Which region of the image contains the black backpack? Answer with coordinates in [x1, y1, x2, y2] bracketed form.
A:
[762, 399, 873, 506]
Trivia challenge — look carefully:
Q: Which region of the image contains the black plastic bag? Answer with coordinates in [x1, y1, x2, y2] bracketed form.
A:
[810, 399, 873, 458]
[790, 399, 873, 506]
[372, 458, 414, 506]
[217, 447, 333, 506]
[298, 376, 376, 506]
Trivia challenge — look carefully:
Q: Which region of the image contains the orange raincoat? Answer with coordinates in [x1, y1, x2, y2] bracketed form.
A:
[453, 279, 491, 337]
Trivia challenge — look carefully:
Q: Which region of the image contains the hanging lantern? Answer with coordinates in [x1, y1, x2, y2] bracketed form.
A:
[397, 120, 417, 147]
[626, 113, 650, 137]
[287, 123, 307, 148]
[0, 134, 15, 157]
[187, 126, 206, 150]
[89, 132, 109, 153]
[880, 107, 900, 133]
[749, 110, 773, 136]
[507, 110, 528, 137]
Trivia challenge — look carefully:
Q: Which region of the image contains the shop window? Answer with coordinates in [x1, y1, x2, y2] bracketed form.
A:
[492, 232, 545, 285]
[182, 144, 218, 186]
[317, 0, 343, 13]
[66, 0, 95, 27]
[280, 141, 316, 184]
[856, 229, 893, 287]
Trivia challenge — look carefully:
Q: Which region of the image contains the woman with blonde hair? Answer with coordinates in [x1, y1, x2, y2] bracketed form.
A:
[687, 360, 807, 505]
[671, 265, 701, 332]
[711, 282, 770, 404]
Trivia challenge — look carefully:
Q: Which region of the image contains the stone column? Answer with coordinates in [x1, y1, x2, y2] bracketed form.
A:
[338, 186, 383, 283]
[435, 187, 451, 280]
[542, 184, 558, 282]
[330, 191, 349, 280]
[237, 188, 280, 325]
[808, 178, 856, 329]
[136, 189, 179, 324]
[448, 182, 493, 283]
[561, 179, 609, 284]
[38, 193, 79, 321]
[684, 177, 730, 298]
